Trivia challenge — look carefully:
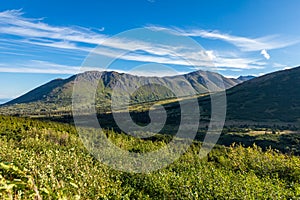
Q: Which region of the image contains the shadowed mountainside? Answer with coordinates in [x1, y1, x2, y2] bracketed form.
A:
[190, 66, 300, 123]
[225, 66, 300, 122]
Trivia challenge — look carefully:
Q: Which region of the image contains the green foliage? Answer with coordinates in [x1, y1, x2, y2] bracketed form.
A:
[218, 129, 300, 155]
[0, 162, 41, 199]
[0, 115, 299, 199]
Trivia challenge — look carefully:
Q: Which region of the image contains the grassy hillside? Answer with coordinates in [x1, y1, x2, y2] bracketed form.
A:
[0, 116, 299, 199]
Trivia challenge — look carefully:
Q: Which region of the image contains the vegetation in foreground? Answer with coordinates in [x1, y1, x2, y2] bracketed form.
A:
[0, 116, 299, 199]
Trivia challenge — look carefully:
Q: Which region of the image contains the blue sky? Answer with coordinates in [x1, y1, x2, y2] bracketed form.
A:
[1, 0, 300, 101]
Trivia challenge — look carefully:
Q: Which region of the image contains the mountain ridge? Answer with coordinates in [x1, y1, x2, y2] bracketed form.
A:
[225, 66, 300, 122]
[3, 69, 240, 107]
[191, 66, 300, 123]
[2, 67, 300, 124]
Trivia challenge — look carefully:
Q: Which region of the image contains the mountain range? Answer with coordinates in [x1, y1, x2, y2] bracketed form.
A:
[185, 66, 300, 124]
[2, 70, 241, 112]
[1, 66, 299, 125]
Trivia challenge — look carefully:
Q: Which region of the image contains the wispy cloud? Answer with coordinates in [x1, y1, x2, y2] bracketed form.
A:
[147, 25, 299, 52]
[90, 46, 264, 71]
[0, 60, 81, 74]
[273, 62, 292, 70]
[273, 62, 286, 68]
[0, 10, 197, 64]
[0, 60, 188, 77]
[0, 10, 190, 57]
[0, 10, 221, 69]
[0, 9, 288, 74]
[0, 9, 107, 47]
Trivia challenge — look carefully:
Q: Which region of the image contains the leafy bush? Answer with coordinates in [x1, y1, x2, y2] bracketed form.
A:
[0, 115, 299, 199]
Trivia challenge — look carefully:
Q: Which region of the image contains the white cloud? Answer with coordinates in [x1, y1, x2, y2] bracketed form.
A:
[0, 10, 202, 63]
[0, 10, 187, 57]
[90, 47, 264, 70]
[214, 57, 264, 70]
[260, 49, 270, 60]
[0, 60, 80, 74]
[0, 60, 186, 77]
[273, 62, 287, 68]
[205, 50, 217, 60]
[0, 10, 108, 49]
[147, 25, 300, 52]
[272, 63, 292, 70]
[0, 9, 272, 74]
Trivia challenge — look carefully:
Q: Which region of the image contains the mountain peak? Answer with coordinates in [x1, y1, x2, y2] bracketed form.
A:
[237, 75, 256, 82]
